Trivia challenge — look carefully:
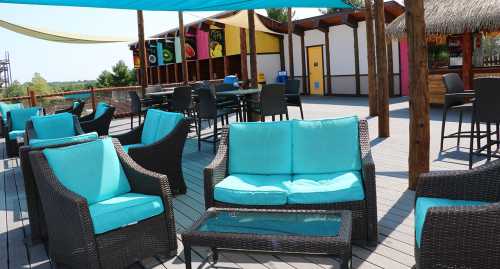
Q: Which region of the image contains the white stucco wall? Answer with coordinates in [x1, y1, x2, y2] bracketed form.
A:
[246, 54, 282, 84]
[283, 34, 303, 77]
[331, 25, 355, 76]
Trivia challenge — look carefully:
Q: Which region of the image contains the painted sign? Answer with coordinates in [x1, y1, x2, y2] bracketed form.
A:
[146, 40, 158, 67]
[185, 36, 197, 60]
[133, 49, 140, 68]
[209, 28, 225, 58]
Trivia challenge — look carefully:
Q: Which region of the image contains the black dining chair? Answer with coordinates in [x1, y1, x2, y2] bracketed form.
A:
[440, 73, 475, 151]
[196, 88, 239, 154]
[169, 86, 197, 133]
[129, 91, 154, 129]
[284, 79, 304, 120]
[469, 77, 500, 168]
[250, 84, 288, 122]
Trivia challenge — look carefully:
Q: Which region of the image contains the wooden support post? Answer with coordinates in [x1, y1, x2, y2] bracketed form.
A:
[374, 0, 390, 138]
[324, 29, 332, 95]
[287, 7, 295, 79]
[90, 87, 96, 112]
[196, 60, 201, 81]
[224, 56, 230, 77]
[405, 0, 430, 190]
[279, 36, 286, 72]
[387, 40, 395, 96]
[353, 26, 361, 95]
[29, 90, 37, 107]
[365, 0, 378, 116]
[248, 9, 258, 88]
[157, 66, 161, 84]
[174, 64, 179, 82]
[178, 11, 189, 84]
[463, 32, 473, 90]
[165, 65, 170, 83]
[240, 28, 249, 86]
[137, 10, 148, 95]
[300, 33, 308, 94]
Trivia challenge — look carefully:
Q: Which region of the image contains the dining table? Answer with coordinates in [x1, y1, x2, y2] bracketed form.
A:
[216, 88, 261, 122]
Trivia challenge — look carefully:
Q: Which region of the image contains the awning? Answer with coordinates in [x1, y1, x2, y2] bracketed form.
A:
[0, 0, 351, 11]
[209, 10, 281, 35]
[0, 19, 133, 43]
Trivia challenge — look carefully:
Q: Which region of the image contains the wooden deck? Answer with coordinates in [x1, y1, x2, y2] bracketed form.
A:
[0, 96, 479, 269]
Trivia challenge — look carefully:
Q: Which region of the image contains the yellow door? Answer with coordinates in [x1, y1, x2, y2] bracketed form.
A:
[307, 46, 324, 95]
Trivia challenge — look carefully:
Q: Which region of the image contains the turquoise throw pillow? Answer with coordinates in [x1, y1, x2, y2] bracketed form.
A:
[10, 107, 41, 131]
[292, 117, 361, 174]
[32, 112, 75, 139]
[229, 121, 293, 175]
[94, 102, 109, 120]
[29, 132, 98, 148]
[141, 109, 183, 145]
[43, 138, 131, 204]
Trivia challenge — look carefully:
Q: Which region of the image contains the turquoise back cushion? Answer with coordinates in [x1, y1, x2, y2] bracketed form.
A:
[292, 117, 361, 174]
[29, 132, 98, 148]
[43, 138, 131, 204]
[94, 102, 109, 120]
[32, 112, 75, 139]
[10, 107, 41, 131]
[141, 109, 184, 145]
[0, 103, 24, 122]
[229, 121, 292, 175]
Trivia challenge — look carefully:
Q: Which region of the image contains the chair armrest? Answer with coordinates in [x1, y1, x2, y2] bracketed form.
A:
[419, 202, 500, 268]
[79, 107, 115, 136]
[204, 127, 229, 209]
[112, 124, 143, 145]
[416, 159, 500, 202]
[79, 112, 95, 122]
[55, 106, 72, 114]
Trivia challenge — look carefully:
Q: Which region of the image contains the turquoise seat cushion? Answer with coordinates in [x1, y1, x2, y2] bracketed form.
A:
[32, 112, 75, 139]
[122, 143, 144, 153]
[29, 132, 98, 148]
[94, 102, 109, 120]
[89, 192, 164, 234]
[415, 197, 490, 247]
[141, 109, 183, 145]
[214, 174, 291, 206]
[229, 121, 292, 175]
[9, 130, 25, 140]
[0, 103, 24, 124]
[292, 117, 361, 174]
[285, 171, 365, 204]
[10, 107, 41, 131]
[43, 138, 131, 204]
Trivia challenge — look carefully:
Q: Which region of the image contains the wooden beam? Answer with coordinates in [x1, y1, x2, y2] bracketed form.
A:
[287, 8, 295, 79]
[136, 10, 148, 95]
[405, 0, 430, 190]
[374, 0, 390, 138]
[156, 66, 161, 84]
[196, 60, 201, 81]
[300, 32, 308, 94]
[387, 40, 395, 96]
[248, 9, 258, 88]
[353, 26, 361, 95]
[165, 64, 170, 83]
[178, 11, 189, 84]
[365, 0, 378, 116]
[324, 29, 333, 95]
[174, 63, 179, 82]
[463, 32, 473, 90]
[341, 14, 358, 28]
[240, 28, 248, 86]
[224, 56, 230, 76]
[279, 36, 286, 72]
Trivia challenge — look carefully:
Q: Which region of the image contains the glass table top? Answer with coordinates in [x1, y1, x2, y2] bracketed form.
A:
[197, 211, 342, 237]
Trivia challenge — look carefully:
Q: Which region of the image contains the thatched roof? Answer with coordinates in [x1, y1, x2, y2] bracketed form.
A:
[386, 0, 500, 38]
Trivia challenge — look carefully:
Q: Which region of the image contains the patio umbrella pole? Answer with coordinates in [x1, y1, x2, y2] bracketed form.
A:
[374, 0, 390, 137]
[287, 7, 294, 79]
[364, 0, 378, 116]
[137, 10, 148, 95]
[405, 0, 430, 190]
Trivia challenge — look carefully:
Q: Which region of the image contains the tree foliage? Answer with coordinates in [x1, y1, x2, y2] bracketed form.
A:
[3, 80, 26, 98]
[96, 60, 136, 88]
[266, 8, 295, 23]
[319, 0, 364, 14]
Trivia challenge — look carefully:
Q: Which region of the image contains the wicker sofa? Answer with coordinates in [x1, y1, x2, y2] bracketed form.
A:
[29, 138, 177, 268]
[415, 160, 500, 269]
[20, 113, 98, 244]
[204, 117, 378, 244]
[80, 102, 115, 136]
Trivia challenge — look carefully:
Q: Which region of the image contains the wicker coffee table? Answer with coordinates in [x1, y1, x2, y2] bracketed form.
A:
[181, 208, 352, 269]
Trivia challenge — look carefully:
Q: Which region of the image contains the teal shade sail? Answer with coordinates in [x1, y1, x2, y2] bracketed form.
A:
[0, 0, 351, 11]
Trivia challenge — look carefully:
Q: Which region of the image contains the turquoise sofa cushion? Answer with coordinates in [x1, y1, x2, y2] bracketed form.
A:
[415, 197, 489, 247]
[43, 138, 131, 204]
[214, 174, 291, 206]
[29, 132, 98, 148]
[9, 130, 25, 140]
[89, 192, 164, 234]
[292, 117, 361, 174]
[285, 171, 365, 204]
[10, 107, 41, 131]
[229, 121, 293, 175]
[122, 143, 144, 153]
[0, 103, 23, 123]
[32, 112, 75, 139]
[141, 109, 183, 145]
[94, 102, 109, 120]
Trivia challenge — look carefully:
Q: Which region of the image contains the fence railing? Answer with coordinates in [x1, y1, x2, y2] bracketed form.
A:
[0, 79, 224, 118]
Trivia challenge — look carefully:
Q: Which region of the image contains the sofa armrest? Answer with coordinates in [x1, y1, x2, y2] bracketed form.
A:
[416, 159, 500, 202]
[204, 127, 229, 209]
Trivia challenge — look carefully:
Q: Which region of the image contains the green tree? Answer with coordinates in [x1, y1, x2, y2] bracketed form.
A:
[26, 73, 52, 95]
[96, 70, 113, 88]
[3, 80, 27, 98]
[266, 8, 294, 23]
[319, 0, 363, 14]
[96, 60, 136, 88]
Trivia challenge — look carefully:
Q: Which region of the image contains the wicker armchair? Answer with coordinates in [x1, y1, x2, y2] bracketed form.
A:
[113, 111, 189, 195]
[415, 161, 500, 269]
[55, 100, 85, 117]
[80, 103, 115, 136]
[28, 139, 177, 268]
[6, 107, 42, 157]
[204, 120, 378, 244]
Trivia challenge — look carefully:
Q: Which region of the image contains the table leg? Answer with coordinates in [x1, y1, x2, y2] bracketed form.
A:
[210, 247, 219, 264]
[184, 244, 192, 269]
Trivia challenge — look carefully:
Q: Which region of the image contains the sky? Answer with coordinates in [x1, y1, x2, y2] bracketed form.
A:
[0, 1, 402, 83]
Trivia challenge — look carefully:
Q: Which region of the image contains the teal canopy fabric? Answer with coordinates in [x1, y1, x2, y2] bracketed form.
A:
[0, 0, 351, 11]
